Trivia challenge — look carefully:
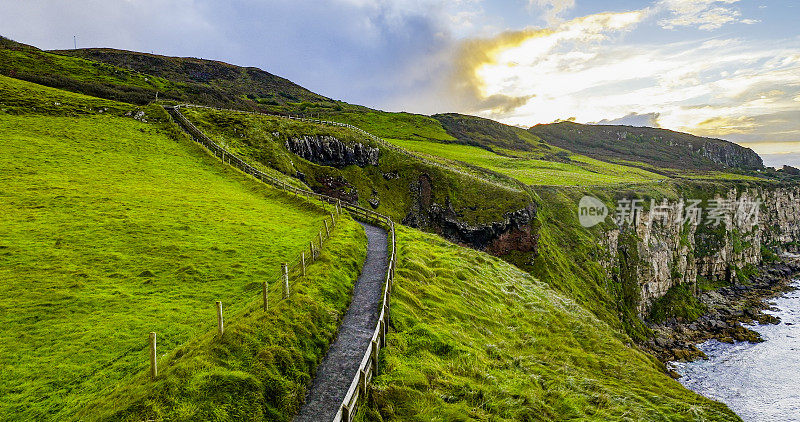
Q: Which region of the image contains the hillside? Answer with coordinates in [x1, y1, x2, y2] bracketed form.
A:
[0, 36, 327, 109]
[0, 75, 365, 420]
[432, 112, 551, 153]
[366, 226, 739, 421]
[54, 47, 331, 105]
[528, 121, 764, 173]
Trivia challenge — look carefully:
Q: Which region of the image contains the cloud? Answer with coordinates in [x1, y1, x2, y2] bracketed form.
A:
[594, 112, 662, 127]
[529, 0, 576, 24]
[692, 115, 757, 136]
[657, 0, 746, 31]
[447, 10, 647, 117]
[450, 7, 800, 148]
[0, 0, 469, 109]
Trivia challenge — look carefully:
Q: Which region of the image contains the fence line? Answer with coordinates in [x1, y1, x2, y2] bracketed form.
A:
[165, 106, 397, 422]
[174, 103, 524, 193]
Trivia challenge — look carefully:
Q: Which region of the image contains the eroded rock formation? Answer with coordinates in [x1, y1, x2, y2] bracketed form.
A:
[285, 135, 379, 168]
[403, 174, 538, 255]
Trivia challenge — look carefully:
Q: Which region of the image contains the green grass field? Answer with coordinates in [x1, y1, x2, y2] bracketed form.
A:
[0, 44, 171, 90]
[364, 226, 740, 421]
[0, 76, 363, 420]
[318, 109, 457, 143]
[81, 217, 366, 422]
[390, 138, 665, 186]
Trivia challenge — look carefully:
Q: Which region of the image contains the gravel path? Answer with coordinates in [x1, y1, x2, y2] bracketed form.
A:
[294, 221, 388, 422]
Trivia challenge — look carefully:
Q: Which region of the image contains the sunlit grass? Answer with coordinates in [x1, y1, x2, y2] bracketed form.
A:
[366, 226, 740, 421]
[389, 138, 664, 186]
[0, 77, 358, 420]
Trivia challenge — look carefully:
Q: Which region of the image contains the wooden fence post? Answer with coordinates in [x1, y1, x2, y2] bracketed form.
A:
[149, 332, 157, 380]
[319, 231, 324, 248]
[309, 241, 315, 261]
[324, 220, 330, 237]
[301, 252, 306, 277]
[282, 263, 289, 299]
[268, 281, 269, 311]
[371, 340, 379, 374]
[336, 200, 341, 215]
[330, 212, 336, 226]
[360, 368, 368, 396]
[216, 301, 224, 336]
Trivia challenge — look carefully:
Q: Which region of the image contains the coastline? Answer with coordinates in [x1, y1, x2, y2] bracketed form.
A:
[643, 256, 800, 377]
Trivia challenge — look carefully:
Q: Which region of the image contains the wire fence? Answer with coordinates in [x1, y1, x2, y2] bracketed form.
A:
[162, 105, 397, 422]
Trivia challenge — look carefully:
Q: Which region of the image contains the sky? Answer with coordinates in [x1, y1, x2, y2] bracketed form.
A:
[1, 0, 799, 166]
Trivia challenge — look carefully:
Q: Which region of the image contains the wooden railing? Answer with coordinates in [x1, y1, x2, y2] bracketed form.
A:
[166, 105, 397, 421]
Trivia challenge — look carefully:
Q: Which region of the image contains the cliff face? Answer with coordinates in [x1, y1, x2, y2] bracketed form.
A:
[697, 142, 764, 169]
[600, 185, 800, 314]
[403, 174, 538, 255]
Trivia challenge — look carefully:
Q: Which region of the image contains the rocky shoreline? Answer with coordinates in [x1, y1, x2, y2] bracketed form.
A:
[643, 256, 800, 378]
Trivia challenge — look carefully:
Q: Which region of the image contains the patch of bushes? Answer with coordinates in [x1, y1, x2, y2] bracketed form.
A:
[647, 283, 707, 323]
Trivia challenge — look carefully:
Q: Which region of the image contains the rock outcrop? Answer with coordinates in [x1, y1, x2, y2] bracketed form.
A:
[286, 135, 379, 168]
[403, 174, 538, 255]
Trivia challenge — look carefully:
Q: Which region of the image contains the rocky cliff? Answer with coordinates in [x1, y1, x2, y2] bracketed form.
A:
[403, 174, 538, 255]
[600, 185, 800, 314]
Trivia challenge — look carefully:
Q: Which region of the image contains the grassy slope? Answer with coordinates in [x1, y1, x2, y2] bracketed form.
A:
[431, 112, 550, 152]
[0, 75, 363, 420]
[391, 138, 664, 186]
[181, 107, 534, 225]
[268, 105, 666, 187]
[0, 37, 175, 105]
[82, 219, 366, 422]
[316, 109, 666, 187]
[55, 47, 329, 105]
[364, 226, 739, 421]
[0, 37, 326, 108]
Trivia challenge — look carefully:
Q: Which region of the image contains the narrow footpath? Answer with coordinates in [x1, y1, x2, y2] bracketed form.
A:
[295, 222, 388, 422]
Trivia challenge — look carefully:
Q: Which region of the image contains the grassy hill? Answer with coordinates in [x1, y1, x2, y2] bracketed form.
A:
[178, 106, 533, 224]
[363, 226, 739, 421]
[529, 121, 764, 174]
[0, 75, 365, 420]
[389, 137, 665, 186]
[0, 36, 327, 109]
[55, 47, 330, 106]
[432, 112, 550, 153]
